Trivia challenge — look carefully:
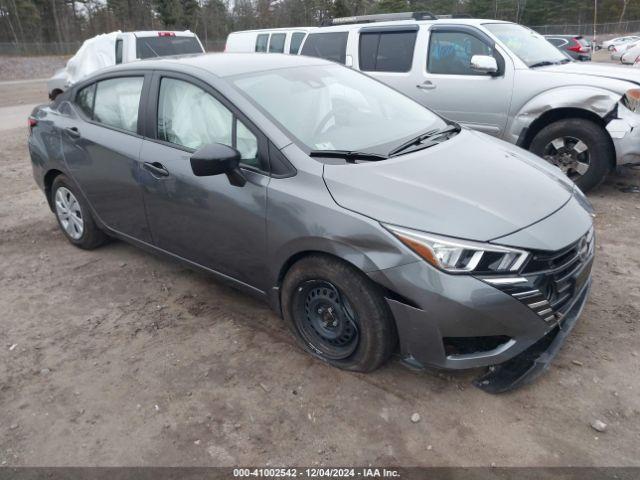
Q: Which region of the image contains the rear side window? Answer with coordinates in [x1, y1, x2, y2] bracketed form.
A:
[76, 84, 96, 118]
[289, 32, 306, 54]
[301, 32, 348, 64]
[136, 36, 202, 59]
[256, 34, 269, 52]
[115, 39, 123, 64]
[359, 31, 417, 72]
[93, 77, 144, 133]
[428, 31, 493, 75]
[547, 38, 565, 47]
[269, 33, 286, 53]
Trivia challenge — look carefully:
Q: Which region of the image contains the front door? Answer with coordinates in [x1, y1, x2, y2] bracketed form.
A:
[139, 73, 270, 289]
[60, 74, 152, 242]
[413, 25, 514, 137]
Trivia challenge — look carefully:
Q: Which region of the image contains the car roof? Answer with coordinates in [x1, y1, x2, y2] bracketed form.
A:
[229, 27, 316, 34]
[310, 18, 513, 31]
[102, 52, 332, 78]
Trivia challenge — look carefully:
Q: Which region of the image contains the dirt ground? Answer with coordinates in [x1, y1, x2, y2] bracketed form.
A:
[0, 72, 639, 468]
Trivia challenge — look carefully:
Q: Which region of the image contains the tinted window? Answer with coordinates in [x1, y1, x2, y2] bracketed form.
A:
[301, 32, 348, 64]
[359, 31, 417, 72]
[289, 32, 306, 54]
[157, 78, 259, 168]
[93, 77, 143, 133]
[76, 84, 95, 118]
[256, 34, 269, 52]
[428, 31, 493, 75]
[547, 38, 565, 47]
[115, 39, 123, 64]
[269, 33, 286, 53]
[136, 36, 202, 59]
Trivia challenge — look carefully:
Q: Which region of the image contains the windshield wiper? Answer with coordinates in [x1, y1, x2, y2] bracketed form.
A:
[309, 150, 387, 163]
[388, 123, 461, 157]
[530, 58, 570, 68]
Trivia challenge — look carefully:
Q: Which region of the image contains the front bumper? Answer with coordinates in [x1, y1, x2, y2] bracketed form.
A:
[367, 224, 594, 391]
[607, 101, 640, 166]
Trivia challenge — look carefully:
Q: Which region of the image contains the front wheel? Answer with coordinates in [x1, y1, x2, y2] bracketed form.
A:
[529, 118, 613, 192]
[281, 255, 397, 372]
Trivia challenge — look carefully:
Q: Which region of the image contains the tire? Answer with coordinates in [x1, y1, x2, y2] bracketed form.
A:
[529, 118, 613, 192]
[608, 45, 615, 51]
[51, 174, 107, 249]
[281, 254, 397, 372]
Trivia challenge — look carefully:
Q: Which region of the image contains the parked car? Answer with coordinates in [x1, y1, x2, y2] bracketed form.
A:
[621, 43, 640, 64]
[225, 27, 316, 55]
[28, 53, 595, 393]
[47, 30, 204, 100]
[283, 12, 640, 191]
[602, 35, 640, 51]
[611, 40, 639, 61]
[545, 35, 591, 61]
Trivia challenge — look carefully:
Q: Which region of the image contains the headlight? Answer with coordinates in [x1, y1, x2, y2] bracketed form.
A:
[384, 224, 529, 274]
[622, 88, 640, 112]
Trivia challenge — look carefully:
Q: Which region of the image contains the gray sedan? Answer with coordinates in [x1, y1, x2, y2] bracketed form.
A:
[28, 54, 595, 392]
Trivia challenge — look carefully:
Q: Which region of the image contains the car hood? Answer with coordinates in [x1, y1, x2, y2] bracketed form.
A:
[538, 61, 640, 85]
[323, 129, 575, 243]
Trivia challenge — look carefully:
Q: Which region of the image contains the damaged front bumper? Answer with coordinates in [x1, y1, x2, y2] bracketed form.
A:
[607, 99, 640, 166]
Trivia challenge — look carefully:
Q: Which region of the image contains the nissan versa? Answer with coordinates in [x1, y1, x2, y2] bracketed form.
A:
[28, 54, 595, 392]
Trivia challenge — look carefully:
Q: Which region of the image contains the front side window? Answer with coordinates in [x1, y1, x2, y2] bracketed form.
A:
[484, 23, 568, 67]
[255, 34, 269, 52]
[269, 33, 286, 53]
[76, 83, 96, 118]
[232, 64, 446, 154]
[289, 32, 306, 54]
[428, 31, 494, 75]
[157, 78, 259, 167]
[92, 77, 143, 133]
[300, 32, 348, 64]
[359, 30, 417, 72]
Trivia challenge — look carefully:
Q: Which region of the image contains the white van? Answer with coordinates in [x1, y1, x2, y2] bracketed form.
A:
[225, 27, 316, 55]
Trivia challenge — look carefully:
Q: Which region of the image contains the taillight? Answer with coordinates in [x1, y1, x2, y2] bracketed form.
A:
[158, 32, 175, 37]
[28, 117, 37, 134]
[569, 39, 587, 53]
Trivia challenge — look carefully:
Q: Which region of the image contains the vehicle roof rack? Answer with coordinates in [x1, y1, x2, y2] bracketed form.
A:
[321, 11, 437, 27]
[435, 14, 473, 19]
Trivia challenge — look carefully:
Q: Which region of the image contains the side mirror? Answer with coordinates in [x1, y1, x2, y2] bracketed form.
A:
[470, 55, 499, 75]
[190, 143, 246, 187]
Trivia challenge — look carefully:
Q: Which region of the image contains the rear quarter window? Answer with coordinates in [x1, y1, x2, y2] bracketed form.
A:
[76, 83, 96, 118]
[300, 32, 348, 64]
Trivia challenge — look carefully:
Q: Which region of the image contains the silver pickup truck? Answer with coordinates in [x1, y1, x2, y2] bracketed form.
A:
[244, 12, 640, 191]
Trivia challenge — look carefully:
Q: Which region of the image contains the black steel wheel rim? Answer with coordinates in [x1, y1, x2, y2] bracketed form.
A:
[292, 280, 359, 360]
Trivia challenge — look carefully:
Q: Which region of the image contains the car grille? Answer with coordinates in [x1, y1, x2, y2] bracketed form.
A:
[491, 228, 594, 324]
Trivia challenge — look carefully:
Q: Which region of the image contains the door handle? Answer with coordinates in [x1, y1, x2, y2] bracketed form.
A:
[143, 161, 170, 178]
[65, 126, 80, 138]
[416, 81, 437, 90]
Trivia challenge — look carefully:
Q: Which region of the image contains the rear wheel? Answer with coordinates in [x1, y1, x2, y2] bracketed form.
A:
[529, 118, 613, 192]
[52, 175, 107, 249]
[281, 255, 397, 372]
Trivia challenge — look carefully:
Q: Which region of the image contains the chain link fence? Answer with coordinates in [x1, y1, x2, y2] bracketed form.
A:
[531, 20, 640, 37]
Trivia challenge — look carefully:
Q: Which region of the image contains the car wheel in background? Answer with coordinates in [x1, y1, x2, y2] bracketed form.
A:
[52, 175, 107, 249]
[530, 118, 613, 192]
[281, 254, 397, 372]
[608, 45, 615, 51]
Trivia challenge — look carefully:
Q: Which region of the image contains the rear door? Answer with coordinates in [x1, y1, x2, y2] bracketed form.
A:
[411, 24, 513, 137]
[59, 73, 152, 241]
[138, 71, 270, 287]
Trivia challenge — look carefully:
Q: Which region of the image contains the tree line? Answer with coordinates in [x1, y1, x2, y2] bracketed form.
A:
[1, 0, 639, 45]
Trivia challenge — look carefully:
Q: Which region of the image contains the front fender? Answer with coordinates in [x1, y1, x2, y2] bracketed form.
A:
[506, 86, 621, 145]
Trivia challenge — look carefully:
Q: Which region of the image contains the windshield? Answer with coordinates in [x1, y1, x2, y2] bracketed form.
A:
[231, 64, 446, 154]
[136, 36, 203, 59]
[485, 23, 569, 67]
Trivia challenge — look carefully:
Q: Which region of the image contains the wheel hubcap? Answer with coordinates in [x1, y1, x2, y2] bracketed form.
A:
[54, 187, 84, 240]
[293, 281, 359, 360]
[543, 136, 590, 179]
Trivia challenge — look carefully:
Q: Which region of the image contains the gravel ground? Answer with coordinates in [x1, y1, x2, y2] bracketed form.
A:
[0, 56, 68, 82]
[0, 72, 639, 468]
